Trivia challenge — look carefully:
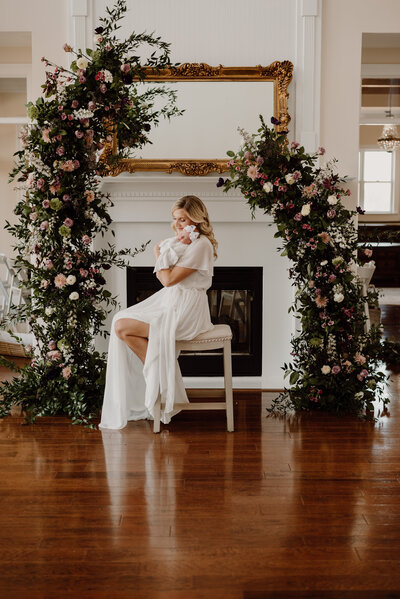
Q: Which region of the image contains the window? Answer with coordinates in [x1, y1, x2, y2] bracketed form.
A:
[359, 150, 395, 213]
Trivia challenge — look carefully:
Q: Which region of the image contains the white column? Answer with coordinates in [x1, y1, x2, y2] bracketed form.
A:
[68, 0, 89, 51]
[295, 0, 322, 152]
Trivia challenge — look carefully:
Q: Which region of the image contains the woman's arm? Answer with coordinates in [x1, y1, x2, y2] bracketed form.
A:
[156, 265, 195, 287]
[153, 242, 161, 260]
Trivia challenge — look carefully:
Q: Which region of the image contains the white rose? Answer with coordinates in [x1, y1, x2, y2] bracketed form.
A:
[334, 293, 344, 303]
[69, 292, 79, 300]
[327, 195, 338, 205]
[76, 57, 88, 70]
[320, 260, 328, 266]
[285, 173, 295, 185]
[263, 182, 273, 193]
[301, 204, 311, 216]
[66, 275, 76, 285]
[321, 365, 331, 375]
[103, 69, 113, 83]
[45, 307, 54, 316]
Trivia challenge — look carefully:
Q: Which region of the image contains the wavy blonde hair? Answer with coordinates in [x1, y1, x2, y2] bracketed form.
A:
[171, 195, 218, 259]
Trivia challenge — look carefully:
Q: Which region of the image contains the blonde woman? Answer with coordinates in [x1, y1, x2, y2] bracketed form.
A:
[100, 196, 218, 429]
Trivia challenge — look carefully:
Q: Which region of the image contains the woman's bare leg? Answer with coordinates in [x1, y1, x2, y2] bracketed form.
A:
[114, 318, 150, 364]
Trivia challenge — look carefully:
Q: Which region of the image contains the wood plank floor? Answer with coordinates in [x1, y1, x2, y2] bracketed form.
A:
[0, 305, 400, 598]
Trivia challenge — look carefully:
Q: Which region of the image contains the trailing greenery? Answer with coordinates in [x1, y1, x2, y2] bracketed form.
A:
[218, 116, 388, 416]
[0, 0, 182, 426]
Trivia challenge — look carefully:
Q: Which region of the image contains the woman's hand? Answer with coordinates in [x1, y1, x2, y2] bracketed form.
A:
[154, 242, 161, 260]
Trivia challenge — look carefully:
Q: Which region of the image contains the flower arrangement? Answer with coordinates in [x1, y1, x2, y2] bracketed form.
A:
[0, 0, 182, 426]
[218, 116, 388, 416]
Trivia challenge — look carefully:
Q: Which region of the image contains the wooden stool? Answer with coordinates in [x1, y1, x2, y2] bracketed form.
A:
[153, 324, 234, 433]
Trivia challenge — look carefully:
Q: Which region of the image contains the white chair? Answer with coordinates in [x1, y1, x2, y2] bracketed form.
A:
[153, 324, 234, 433]
[357, 261, 376, 332]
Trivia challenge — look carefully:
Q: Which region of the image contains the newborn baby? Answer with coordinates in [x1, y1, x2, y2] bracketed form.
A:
[154, 225, 199, 273]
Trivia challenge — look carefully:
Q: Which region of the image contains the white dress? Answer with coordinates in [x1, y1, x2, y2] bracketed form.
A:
[99, 235, 214, 430]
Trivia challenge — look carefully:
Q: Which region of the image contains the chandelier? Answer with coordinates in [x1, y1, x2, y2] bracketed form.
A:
[377, 83, 400, 152]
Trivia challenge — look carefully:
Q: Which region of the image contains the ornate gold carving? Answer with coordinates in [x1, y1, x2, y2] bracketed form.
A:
[104, 61, 293, 176]
[155, 62, 223, 78]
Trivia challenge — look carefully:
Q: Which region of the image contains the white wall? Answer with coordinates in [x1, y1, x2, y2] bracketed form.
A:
[320, 0, 400, 210]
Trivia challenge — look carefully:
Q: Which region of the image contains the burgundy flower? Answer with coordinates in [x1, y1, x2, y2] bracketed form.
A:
[216, 177, 225, 188]
[271, 116, 281, 126]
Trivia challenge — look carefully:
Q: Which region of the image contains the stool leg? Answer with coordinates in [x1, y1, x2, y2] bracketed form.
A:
[223, 340, 234, 432]
[153, 392, 161, 433]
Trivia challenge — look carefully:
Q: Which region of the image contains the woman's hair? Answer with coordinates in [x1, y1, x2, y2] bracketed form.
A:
[172, 195, 218, 259]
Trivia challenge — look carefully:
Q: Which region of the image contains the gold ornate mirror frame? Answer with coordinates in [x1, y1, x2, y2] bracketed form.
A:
[101, 61, 293, 177]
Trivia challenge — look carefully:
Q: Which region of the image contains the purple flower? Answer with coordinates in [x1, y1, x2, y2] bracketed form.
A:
[271, 116, 281, 126]
[216, 177, 225, 188]
[94, 26, 104, 34]
[356, 206, 365, 215]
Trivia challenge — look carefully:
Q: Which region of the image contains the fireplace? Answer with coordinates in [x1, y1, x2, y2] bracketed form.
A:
[127, 266, 262, 377]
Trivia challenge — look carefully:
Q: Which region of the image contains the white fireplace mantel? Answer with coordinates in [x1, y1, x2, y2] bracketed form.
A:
[98, 173, 295, 390]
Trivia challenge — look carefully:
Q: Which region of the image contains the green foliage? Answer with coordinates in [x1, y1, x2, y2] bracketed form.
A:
[220, 116, 389, 417]
[0, 0, 181, 426]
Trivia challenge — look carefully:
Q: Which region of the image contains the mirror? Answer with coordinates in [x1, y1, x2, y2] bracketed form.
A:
[102, 61, 293, 176]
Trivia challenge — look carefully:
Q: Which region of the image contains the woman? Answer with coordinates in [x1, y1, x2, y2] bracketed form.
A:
[99, 195, 217, 429]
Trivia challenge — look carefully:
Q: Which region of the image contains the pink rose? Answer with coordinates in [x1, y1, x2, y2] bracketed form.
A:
[120, 63, 130, 73]
[73, 160, 80, 169]
[328, 274, 336, 283]
[36, 178, 45, 189]
[318, 147, 326, 155]
[29, 212, 38, 221]
[48, 340, 57, 350]
[354, 353, 366, 365]
[291, 141, 300, 150]
[82, 235, 91, 245]
[62, 365, 72, 379]
[42, 128, 51, 143]
[80, 268, 89, 278]
[364, 248, 373, 258]
[42, 200, 50, 209]
[61, 113, 67, 120]
[294, 213, 302, 221]
[40, 279, 49, 288]
[56, 146, 65, 156]
[67, 114, 73, 121]
[40, 221, 49, 230]
[327, 209, 336, 219]
[332, 365, 341, 375]
[64, 218, 74, 227]
[47, 350, 61, 361]
[54, 273, 67, 288]
[71, 100, 79, 108]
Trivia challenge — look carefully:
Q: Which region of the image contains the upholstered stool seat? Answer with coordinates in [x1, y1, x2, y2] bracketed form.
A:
[153, 324, 234, 433]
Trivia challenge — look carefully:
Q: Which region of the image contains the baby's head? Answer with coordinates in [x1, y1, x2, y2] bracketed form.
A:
[177, 225, 199, 245]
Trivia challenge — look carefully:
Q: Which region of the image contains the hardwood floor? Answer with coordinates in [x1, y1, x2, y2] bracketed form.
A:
[1, 314, 400, 597]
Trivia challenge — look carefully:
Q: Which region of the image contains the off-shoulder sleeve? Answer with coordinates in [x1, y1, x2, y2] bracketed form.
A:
[175, 236, 213, 273]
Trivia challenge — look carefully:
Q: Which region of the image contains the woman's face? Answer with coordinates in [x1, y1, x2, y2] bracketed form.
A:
[172, 208, 195, 232]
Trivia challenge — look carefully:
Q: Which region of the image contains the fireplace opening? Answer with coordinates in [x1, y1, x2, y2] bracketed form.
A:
[127, 266, 262, 376]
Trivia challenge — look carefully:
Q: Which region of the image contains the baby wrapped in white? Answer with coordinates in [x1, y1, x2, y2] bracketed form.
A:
[154, 225, 199, 273]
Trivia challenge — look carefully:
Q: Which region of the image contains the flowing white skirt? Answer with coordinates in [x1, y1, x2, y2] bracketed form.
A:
[99, 284, 213, 430]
